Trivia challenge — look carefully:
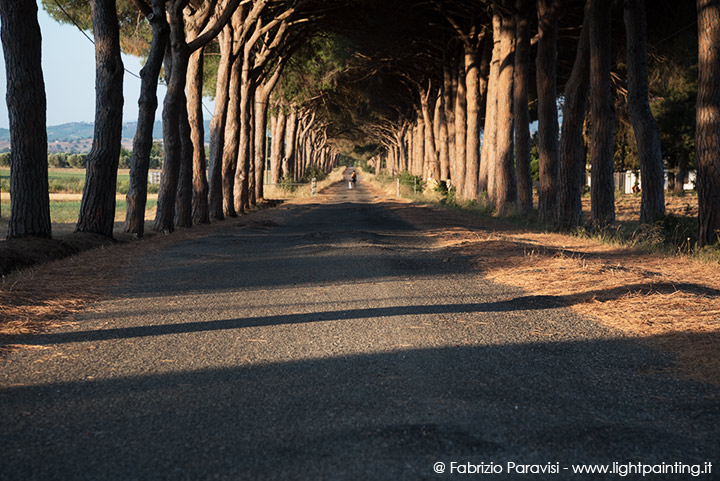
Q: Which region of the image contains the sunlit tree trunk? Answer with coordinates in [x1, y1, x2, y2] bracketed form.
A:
[222, 52, 242, 217]
[696, 0, 720, 246]
[454, 61, 467, 198]
[0, 0, 51, 239]
[283, 107, 297, 180]
[482, 13, 501, 204]
[270, 107, 286, 183]
[464, 40, 481, 199]
[77, 0, 124, 238]
[187, 45, 209, 224]
[209, 24, 233, 220]
[125, 0, 168, 236]
[494, 11, 517, 215]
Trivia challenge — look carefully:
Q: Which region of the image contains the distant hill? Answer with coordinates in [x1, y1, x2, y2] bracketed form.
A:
[0, 120, 212, 153]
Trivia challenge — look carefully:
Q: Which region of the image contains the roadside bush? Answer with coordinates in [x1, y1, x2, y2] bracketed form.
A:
[298, 166, 328, 183]
[397, 171, 424, 192]
[0, 152, 10, 167]
[67, 154, 87, 168]
[48, 153, 69, 168]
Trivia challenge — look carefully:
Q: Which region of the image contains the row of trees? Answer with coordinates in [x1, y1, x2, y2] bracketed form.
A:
[1, 0, 338, 239]
[0, 0, 718, 246]
[343, 0, 716, 246]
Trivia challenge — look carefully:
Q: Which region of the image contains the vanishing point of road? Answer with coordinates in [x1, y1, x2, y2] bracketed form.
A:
[2, 173, 718, 480]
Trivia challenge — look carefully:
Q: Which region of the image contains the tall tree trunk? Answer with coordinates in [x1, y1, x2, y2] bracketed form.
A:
[558, 0, 591, 230]
[187, 46, 210, 224]
[454, 60, 467, 198]
[154, 2, 188, 233]
[514, 0, 532, 214]
[536, 0, 560, 224]
[443, 60, 455, 182]
[283, 107, 297, 180]
[125, 0, 168, 236]
[420, 86, 439, 180]
[208, 25, 232, 221]
[0, 0, 51, 238]
[254, 94, 269, 202]
[222, 53, 242, 217]
[625, 0, 664, 224]
[414, 119, 425, 177]
[482, 14, 502, 203]
[464, 41, 481, 199]
[270, 108, 286, 183]
[589, 0, 616, 226]
[494, 11, 517, 214]
[77, 0, 124, 238]
[235, 74, 255, 213]
[697, 0, 720, 246]
[436, 90, 451, 181]
[175, 94, 193, 228]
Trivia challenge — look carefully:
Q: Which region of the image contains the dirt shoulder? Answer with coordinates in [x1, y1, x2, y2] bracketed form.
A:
[372, 181, 719, 385]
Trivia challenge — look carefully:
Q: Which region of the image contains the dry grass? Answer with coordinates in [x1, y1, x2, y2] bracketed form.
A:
[263, 168, 346, 201]
[368, 180, 720, 385]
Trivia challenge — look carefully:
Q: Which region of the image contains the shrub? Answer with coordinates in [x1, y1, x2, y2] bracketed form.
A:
[48, 153, 69, 168]
[67, 154, 87, 168]
[0, 152, 10, 167]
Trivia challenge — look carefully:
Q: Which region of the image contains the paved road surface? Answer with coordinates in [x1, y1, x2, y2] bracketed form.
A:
[2, 174, 718, 480]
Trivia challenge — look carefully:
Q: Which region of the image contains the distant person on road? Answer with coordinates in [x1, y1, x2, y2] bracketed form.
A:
[349, 170, 357, 189]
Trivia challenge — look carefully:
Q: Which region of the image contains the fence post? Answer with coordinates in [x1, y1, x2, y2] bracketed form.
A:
[396, 177, 400, 198]
[311, 177, 317, 196]
[414, 177, 417, 195]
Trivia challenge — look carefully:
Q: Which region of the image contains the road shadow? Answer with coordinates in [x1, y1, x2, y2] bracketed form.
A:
[1, 334, 718, 481]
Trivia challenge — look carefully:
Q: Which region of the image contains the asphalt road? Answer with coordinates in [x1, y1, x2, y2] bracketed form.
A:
[1, 173, 718, 480]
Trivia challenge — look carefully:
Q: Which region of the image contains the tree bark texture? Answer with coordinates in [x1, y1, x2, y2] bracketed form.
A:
[536, 0, 560, 224]
[481, 20, 501, 201]
[154, 2, 188, 233]
[77, 0, 124, 238]
[283, 107, 297, 180]
[234, 74, 255, 213]
[270, 108, 286, 183]
[208, 25, 232, 220]
[187, 46, 210, 224]
[696, 0, 720, 246]
[0, 0, 51, 238]
[175, 94, 193, 228]
[454, 61, 467, 198]
[494, 11, 517, 215]
[514, 1, 532, 214]
[558, 0, 591, 230]
[254, 93, 268, 202]
[624, 0, 665, 224]
[125, 0, 168, 236]
[436, 91, 451, 181]
[589, 0, 616, 226]
[420, 86, 439, 180]
[222, 51, 242, 217]
[464, 42, 481, 199]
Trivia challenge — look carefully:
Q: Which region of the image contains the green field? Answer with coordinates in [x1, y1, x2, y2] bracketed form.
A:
[0, 199, 158, 225]
[0, 168, 151, 194]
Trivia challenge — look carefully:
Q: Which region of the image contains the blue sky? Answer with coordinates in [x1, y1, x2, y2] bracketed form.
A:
[0, 7, 168, 129]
